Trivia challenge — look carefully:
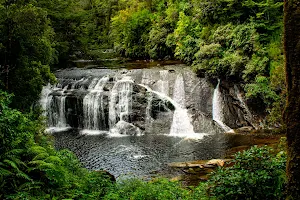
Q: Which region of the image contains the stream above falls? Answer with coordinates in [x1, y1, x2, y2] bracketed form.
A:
[40, 63, 255, 177]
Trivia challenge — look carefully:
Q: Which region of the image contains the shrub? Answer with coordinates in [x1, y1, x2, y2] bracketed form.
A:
[206, 146, 286, 200]
[104, 178, 190, 200]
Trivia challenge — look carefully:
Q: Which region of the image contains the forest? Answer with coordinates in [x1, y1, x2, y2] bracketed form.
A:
[0, 0, 299, 199]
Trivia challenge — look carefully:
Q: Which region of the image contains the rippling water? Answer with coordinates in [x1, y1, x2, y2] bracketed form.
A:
[54, 131, 225, 178]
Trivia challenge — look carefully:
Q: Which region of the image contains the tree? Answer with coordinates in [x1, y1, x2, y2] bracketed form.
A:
[0, 1, 56, 110]
[284, 0, 300, 199]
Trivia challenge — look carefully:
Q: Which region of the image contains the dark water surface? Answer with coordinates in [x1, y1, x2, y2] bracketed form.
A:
[54, 131, 225, 178]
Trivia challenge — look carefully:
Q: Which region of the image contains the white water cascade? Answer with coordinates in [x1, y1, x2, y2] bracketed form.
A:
[83, 76, 109, 131]
[44, 85, 71, 132]
[169, 74, 196, 137]
[40, 84, 57, 128]
[40, 83, 52, 114]
[212, 80, 234, 133]
[139, 81, 203, 139]
[58, 96, 67, 127]
[157, 70, 169, 96]
[109, 77, 137, 135]
[40, 67, 249, 138]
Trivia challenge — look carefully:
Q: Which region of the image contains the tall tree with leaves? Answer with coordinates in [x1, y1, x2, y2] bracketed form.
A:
[0, 1, 56, 110]
[284, 0, 300, 199]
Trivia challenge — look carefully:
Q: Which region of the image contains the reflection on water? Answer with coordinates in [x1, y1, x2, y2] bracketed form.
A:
[54, 131, 225, 178]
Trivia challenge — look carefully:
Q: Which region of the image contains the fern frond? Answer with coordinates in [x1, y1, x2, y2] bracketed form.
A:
[15, 170, 31, 181]
[28, 146, 47, 155]
[18, 181, 42, 191]
[44, 156, 63, 165]
[32, 152, 49, 161]
[3, 159, 19, 170]
[0, 167, 13, 176]
[4, 148, 23, 157]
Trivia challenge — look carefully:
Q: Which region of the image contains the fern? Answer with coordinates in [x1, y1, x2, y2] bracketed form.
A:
[3, 159, 19, 170]
[0, 166, 13, 176]
[32, 152, 49, 161]
[44, 156, 63, 165]
[28, 146, 47, 155]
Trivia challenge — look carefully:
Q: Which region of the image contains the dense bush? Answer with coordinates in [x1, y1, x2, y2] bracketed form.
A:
[205, 145, 287, 200]
[104, 178, 190, 200]
[111, 1, 153, 58]
[0, 91, 114, 199]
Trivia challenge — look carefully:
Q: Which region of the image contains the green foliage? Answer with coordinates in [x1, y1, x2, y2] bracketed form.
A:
[245, 76, 280, 106]
[0, 1, 56, 110]
[11, 61, 56, 110]
[0, 91, 114, 199]
[104, 178, 190, 200]
[206, 146, 287, 200]
[193, 23, 262, 79]
[0, 0, 121, 110]
[0, 0, 288, 197]
[112, 8, 153, 58]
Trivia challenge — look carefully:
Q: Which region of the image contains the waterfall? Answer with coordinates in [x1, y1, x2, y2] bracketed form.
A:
[139, 82, 203, 139]
[41, 67, 247, 137]
[57, 96, 67, 127]
[40, 83, 55, 126]
[145, 91, 154, 132]
[40, 83, 52, 114]
[172, 74, 185, 107]
[157, 70, 169, 96]
[141, 71, 154, 132]
[40, 83, 71, 132]
[109, 77, 134, 129]
[71, 78, 85, 89]
[46, 95, 54, 126]
[212, 80, 234, 133]
[169, 74, 196, 137]
[83, 76, 109, 130]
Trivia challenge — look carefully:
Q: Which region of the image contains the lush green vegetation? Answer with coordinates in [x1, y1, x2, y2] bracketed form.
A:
[0, 0, 115, 110]
[111, 0, 285, 126]
[0, 91, 114, 199]
[206, 145, 287, 199]
[0, 0, 288, 199]
[0, 0, 285, 125]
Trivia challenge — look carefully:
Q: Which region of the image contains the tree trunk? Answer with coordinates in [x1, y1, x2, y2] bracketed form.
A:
[284, 1, 300, 199]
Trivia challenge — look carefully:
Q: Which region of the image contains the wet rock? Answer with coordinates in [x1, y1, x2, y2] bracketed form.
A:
[206, 159, 231, 167]
[168, 159, 231, 169]
[235, 126, 254, 133]
[110, 121, 141, 135]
